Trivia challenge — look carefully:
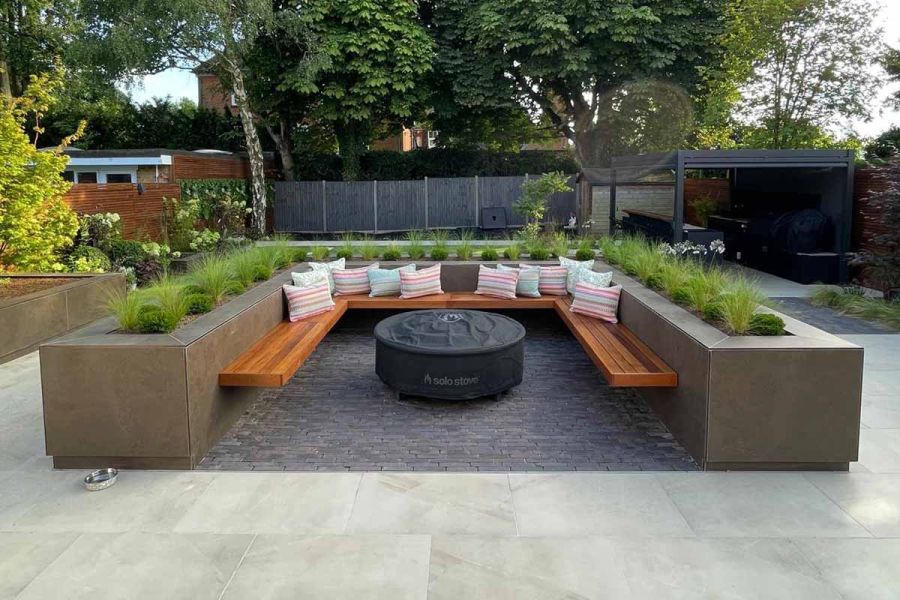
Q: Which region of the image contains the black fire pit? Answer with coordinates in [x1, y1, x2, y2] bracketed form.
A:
[374, 310, 525, 400]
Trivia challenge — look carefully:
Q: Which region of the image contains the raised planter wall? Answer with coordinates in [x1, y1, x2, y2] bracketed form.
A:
[0, 273, 125, 365]
[39, 260, 863, 471]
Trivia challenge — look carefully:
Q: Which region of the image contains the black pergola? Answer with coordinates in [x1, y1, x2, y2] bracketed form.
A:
[608, 149, 856, 282]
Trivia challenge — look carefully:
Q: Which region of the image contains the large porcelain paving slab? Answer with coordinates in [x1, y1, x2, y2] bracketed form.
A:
[619, 537, 841, 599]
[793, 538, 900, 600]
[220, 534, 430, 600]
[0, 469, 73, 530]
[0, 532, 78, 599]
[174, 472, 361, 534]
[9, 471, 216, 533]
[16, 532, 252, 600]
[428, 536, 631, 599]
[347, 473, 516, 535]
[857, 429, 900, 474]
[805, 473, 900, 537]
[509, 473, 693, 537]
[657, 473, 870, 538]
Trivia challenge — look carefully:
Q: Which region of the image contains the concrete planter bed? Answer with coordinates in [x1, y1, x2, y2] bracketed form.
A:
[0, 273, 125, 365]
[39, 260, 862, 471]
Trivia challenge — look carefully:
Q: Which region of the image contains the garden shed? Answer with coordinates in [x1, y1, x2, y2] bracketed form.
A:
[602, 150, 856, 284]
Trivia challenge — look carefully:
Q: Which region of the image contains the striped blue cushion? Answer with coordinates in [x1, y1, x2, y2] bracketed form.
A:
[497, 264, 541, 297]
[368, 264, 416, 297]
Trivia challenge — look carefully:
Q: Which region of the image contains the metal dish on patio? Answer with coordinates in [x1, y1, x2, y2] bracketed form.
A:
[83, 468, 118, 491]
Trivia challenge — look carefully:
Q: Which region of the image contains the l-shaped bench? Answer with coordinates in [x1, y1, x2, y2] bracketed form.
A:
[219, 291, 677, 389]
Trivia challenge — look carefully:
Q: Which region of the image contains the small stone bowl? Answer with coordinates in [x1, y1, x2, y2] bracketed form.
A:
[83, 468, 118, 492]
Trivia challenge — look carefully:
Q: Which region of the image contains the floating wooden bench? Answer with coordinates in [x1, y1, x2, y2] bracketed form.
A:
[218, 293, 677, 389]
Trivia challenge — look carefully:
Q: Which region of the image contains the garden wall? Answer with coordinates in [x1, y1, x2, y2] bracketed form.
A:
[0, 273, 125, 365]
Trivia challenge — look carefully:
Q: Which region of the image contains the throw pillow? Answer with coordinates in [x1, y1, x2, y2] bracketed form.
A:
[290, 269, 330, 289]
[283, 282, 335, 322]
[522, 264, 567, 296]
[559, 256, 595, 294]
[333, 263, 379, 296]
[475, 264, 519, 300]
[368, 264, 416, 297]
[399, 263, 443, 298]
[571, 282, 622, 323]
[578, 269, 613, 288]
[309, 258, 345, 293]
[497, 264, 541, 297]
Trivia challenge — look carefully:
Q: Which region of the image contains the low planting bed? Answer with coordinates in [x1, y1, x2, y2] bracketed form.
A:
[39, 256, 863, 471]
[0, 273, 124, 364]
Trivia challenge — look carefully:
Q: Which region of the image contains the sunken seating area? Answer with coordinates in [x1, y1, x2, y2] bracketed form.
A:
[219, 283, 677, 389]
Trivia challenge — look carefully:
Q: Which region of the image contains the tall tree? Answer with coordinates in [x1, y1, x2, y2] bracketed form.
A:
[734, 0, 883, 148]
[884, 45, 900, 109]
[81, 0, 280, 236]
[427, 0, 725, 167]
[288, 0, 433, 180]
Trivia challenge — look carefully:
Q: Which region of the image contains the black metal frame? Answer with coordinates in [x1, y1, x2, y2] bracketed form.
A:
[608, 150, 856, 255]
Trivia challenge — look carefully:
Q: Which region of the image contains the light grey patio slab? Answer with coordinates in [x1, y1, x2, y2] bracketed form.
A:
[9, 471, 216, 533]
[619, 537, 841, 600]
[173, 472, 361, 534]
[428, 536, 630, 599]
[857, 429, 900, 474]
[0, 469, 73, 531]
[861, 398, 900, 430]
[0, 532, 78, 599]
[657, 473, 870, 538]
[346, 473, 516, 535]
[220, 534, 430, 600]
[15, 532, 252, 600]
[805, 473, 900, 538]
[793, 538, 900, 600]
[509, 473, 694, 537]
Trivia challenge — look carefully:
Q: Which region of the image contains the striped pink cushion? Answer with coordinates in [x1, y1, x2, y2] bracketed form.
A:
[523, 264, 568, 296]
[399, 263, 443, 298]
[571, 282, 622, 323]
[333, 263, 378, 296]
[284, 282, 335, 322]
[475, 265, 518, 300]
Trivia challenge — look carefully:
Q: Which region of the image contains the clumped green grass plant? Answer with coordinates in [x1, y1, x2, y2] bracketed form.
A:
[310, 245, 330, 261]
[715, 276, 768, 335]
[575, 236, 595, 261]
[673, 267, 727, 314]
[359, 236, 380, 261]
[336, 232, 355, 260]
[811, 287, 900, 329]
[550, 232, 570, 259]
[107, 289, 145, 332]
[479, 246, 499, 261]
[405, 231, 425, 260]
[145, 275, 190, 327]
[430, 230, 450, 260]
[527, 238, 550, 260]
[189, 255, 238, 304]
[456, 230, 475, 260]
[503, 240, 521, 260]
[229, 248, 260, 288]
[382, 243, 402, 261]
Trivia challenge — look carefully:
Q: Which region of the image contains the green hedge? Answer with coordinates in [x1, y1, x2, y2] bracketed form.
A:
[292, 149, 579, 181]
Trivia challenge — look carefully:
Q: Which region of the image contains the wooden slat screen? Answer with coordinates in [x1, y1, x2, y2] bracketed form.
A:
[63, 183, 180, 240]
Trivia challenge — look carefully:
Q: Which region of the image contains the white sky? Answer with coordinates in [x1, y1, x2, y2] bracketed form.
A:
[127, 1, 900, 140]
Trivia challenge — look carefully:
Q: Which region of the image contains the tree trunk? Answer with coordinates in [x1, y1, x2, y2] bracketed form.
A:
[230, 69, 268, 237]
[335, 121, 365, 181]
[266, 119, 295, 182]
[0, 59, 11, 97]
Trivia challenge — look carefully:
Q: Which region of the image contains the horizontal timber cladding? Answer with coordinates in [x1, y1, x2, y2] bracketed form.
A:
[63, 183, 180, 239]
[853, 167, 892, 253]
[273, 175, 577, 232]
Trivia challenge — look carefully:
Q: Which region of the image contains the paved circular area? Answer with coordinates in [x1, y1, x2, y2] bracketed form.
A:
[199, 310, 698, 472]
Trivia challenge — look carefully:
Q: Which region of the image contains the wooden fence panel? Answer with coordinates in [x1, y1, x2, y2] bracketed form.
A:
[274, 181, 324, 232]
[325, 181, 376, 232]
[548, 175, 578, 225]
[63, 183, 179, 240]
[479, 176, 526, 226]
[427, 177, 476, 228]
[376, 180, 427, 231]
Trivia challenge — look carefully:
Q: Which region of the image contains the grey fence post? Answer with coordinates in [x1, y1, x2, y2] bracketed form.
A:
[424, 177, 429, 229]
[321, 180, 327, 233]
[474, 175, 479, 227]
[373, 180, 378, 233]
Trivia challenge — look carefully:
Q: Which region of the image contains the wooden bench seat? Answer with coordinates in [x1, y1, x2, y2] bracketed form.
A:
[218, 293, 677, 389]
[554, 298, 678, 387]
